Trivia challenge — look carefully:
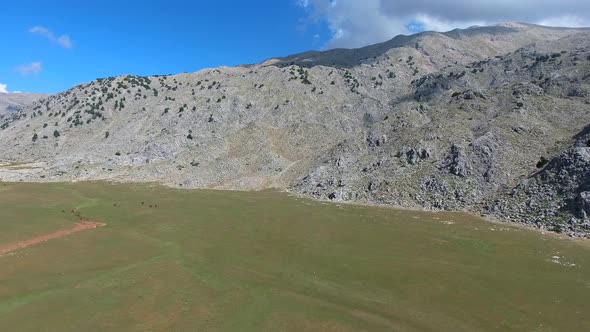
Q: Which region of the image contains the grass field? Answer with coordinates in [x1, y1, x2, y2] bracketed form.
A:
[0, 182, 589, 331]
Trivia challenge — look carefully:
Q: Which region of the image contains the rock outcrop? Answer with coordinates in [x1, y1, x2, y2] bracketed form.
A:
[489, 126, 590, 237]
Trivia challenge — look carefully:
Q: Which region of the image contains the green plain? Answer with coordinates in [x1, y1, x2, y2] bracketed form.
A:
[0, 182, 588, 331]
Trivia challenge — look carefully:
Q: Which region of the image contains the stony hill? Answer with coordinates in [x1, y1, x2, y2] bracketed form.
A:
[1, 23, 589, 236]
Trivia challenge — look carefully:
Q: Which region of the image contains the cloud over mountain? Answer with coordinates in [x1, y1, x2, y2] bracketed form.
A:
[299, 0, 590, 48]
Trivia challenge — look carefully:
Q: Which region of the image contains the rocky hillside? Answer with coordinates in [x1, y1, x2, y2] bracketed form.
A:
[489, 125, 590, 237]
[0, 23, 589, 236]
[0, 92, 47, 115]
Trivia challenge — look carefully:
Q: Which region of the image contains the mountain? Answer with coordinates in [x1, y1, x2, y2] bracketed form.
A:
[0, 23, 589, 237]
[0, 92, 47, 115]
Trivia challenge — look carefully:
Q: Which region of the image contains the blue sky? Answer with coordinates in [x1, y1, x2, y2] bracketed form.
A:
[1, 0, 589, 94]
[0, 1, 331, 94]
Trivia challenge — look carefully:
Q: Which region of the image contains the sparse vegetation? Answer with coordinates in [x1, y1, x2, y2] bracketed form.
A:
[536, 156, 549, 168]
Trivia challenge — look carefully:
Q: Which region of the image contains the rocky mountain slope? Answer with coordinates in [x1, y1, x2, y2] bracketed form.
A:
[489, 125, 590, 237]
[0, 92, 47, 115]
[0, 23, 589, 237]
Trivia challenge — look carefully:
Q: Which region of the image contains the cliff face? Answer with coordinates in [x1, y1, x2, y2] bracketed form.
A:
[0, 23, 589, 236]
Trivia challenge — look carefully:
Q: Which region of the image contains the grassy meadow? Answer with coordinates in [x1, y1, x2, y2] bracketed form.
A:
[0, 182, 589, 331]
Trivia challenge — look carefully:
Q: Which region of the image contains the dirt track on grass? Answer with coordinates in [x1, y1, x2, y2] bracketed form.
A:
[0, 221, 105, 255]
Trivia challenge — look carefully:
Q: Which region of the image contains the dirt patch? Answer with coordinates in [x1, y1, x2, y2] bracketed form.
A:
[0, 221, 105, 256]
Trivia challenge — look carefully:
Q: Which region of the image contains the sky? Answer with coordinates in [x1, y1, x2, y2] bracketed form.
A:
[1, 0, 589, 94]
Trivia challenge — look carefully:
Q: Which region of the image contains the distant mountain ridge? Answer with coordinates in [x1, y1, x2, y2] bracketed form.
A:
[0, 92, 48, 115]
[0, 23, 589, 237]
[266, 22, 590, 68]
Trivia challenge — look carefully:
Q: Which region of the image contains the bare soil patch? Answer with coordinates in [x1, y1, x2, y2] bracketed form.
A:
[0, 221, 105, 255]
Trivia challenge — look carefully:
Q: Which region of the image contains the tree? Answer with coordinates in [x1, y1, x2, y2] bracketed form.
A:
[32, 133, 38, 142]
[53, 130, 60, 138]
[536, 157, 549, 169]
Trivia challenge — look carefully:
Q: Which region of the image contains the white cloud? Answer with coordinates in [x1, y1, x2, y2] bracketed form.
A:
[301, 0, 408, 49]
[29, 26, 51, 37]
[0, 83, 8, 93]
[29, 26, 73, 49]
[538, 15, 590, 28]
[56, 35, 73, 48]
[298, 0, 590, 48]
[297, 0, 309, 8]
[15, 62, 42, 76]
[413, 14, 485, 33]
[379, 1, 590, 23]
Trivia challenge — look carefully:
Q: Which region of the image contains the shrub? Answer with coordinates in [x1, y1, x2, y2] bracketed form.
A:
[32, 133, 38, 142]
[536, 157, 549, 169]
